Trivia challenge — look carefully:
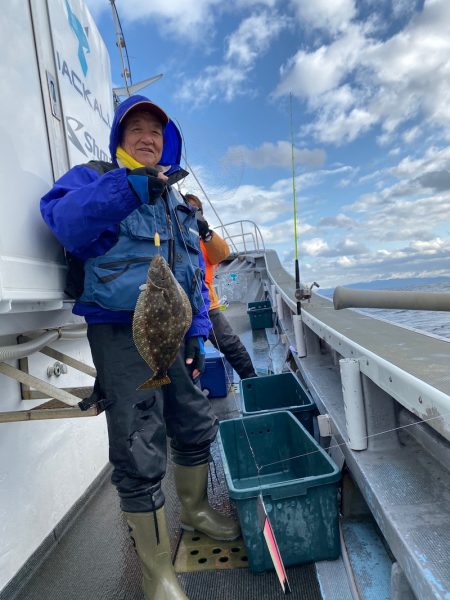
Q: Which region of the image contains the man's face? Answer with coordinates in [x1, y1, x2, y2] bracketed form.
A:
[187, 197, 202, 211]
[121, 111, 163, 167]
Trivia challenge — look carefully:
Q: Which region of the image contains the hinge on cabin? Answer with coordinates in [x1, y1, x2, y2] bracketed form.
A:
[46, 71, 62, 120]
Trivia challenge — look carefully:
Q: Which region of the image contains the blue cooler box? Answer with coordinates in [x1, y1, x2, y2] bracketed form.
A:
[200, 347, 232, 398]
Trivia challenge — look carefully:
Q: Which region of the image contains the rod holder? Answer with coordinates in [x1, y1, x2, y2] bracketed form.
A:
[270, 284, 277, 308]
[339, 358, 367, 451]
[293, 314, 306, 358]
[276, 292, 284, 322]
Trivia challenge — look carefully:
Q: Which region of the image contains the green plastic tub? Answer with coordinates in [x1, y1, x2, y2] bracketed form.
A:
[218, 411, 341, 572]
[241, 372, 316, 435]
[247, 300, 273, 330]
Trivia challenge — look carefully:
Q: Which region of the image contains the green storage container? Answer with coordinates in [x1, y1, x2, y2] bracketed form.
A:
[247, 300, 273, 329]
[241, 372, 316, 435]
[218, 411, 341, 572]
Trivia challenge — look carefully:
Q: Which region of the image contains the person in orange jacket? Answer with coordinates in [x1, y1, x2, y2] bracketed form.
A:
[185, 194, 257, 381]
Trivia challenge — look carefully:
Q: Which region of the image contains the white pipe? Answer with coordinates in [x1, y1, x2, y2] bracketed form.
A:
[293, 314, 307, 358]
[276, 292, 284, 322]
[340, 358, 367, 451]
[0, 332, 59, 361]
[270, 284, 277, 308]
[334, 286, 450, 312]
[0, 325, 87, 361]
[58, 325, 88, 340]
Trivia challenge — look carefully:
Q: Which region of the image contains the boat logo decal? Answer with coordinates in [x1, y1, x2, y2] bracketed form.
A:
[65, 0, 90, 76]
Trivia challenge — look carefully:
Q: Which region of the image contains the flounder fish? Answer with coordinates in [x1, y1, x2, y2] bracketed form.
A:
[133, 254, 192, 388]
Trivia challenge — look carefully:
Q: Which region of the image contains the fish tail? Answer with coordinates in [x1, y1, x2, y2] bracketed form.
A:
[138, 374, 171, 389]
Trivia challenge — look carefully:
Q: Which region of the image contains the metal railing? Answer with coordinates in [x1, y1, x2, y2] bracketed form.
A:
[214, 220, 266, 255]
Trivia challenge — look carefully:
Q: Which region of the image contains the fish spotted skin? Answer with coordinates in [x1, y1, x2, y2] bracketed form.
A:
[132, 255, 192, 388]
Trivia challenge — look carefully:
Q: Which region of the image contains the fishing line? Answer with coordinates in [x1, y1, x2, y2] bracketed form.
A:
[256, 402, 450, 473]
[111, 3, 276, 542]
[173, 117, 240, 255]
[170, 118, 262, 396]
[163, 194, 450, 479]
[160, 159, 450, 593]
[176, 114, 246, 202]
[166, 185, 265, 488]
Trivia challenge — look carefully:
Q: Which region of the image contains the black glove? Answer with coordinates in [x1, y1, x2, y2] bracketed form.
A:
[185, 336, 206, 383]
[196, 213, 212, 241]
[127, 167, 166, 204]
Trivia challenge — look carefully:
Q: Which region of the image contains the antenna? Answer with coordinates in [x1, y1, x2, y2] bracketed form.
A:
[109, 0, 163, 100]
[110, 0, 132, 94]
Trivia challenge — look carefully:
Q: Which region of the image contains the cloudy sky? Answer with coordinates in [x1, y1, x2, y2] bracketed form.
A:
[87, 0, 450, 287]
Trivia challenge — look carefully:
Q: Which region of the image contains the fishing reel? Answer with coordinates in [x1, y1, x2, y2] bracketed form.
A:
[295, 281, 320, 302]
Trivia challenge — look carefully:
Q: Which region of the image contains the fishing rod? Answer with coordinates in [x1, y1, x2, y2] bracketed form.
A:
[289, 93, 302, 316]
[289, 95, 314, 359]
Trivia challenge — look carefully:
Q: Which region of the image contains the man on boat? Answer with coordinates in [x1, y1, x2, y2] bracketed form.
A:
[184, 194, 258, 381]
[40, 95, 239, 600]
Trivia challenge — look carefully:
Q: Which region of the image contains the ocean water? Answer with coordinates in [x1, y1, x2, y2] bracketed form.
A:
[322, 280, 450, 341]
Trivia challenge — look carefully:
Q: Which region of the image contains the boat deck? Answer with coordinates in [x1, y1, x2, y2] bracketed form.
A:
[7, 270, 449, 600]
[5, 303, 327, 600]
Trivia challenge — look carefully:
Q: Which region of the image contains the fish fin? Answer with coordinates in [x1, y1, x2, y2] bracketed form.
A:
[138, 375, 171, 389]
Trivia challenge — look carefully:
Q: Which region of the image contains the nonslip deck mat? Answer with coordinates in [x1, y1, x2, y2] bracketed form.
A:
[174, 531, 248, 572]
[178, 565, 322, 600]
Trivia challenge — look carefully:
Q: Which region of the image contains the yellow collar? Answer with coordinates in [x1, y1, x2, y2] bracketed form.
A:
[116, 146, 145, 169]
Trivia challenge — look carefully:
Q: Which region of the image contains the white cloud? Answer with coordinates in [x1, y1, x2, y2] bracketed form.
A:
[260, 219, 315, 244]
[225, 12, 289, 68]
[300, 238, 330, 256]
[276, 0, 450, 146]
[410, 237, 447, 253]
[289, 0, 356, 34]
[270, 165, 355, 196]
[234, 0, 278, 6]
[223, 141, 326, 169]
[276, 26, 366, 99]
[177, 64, 248, 105]
[337, 255, 356, 267]
[318, 214, 356, 228]
[299, 237, 367, 258]
[181, 179, 293, 226]
[391, 0, 420, 20]
[390, 146, 450, 179]
[302, 236, 450, 287]
[86, 0, 221, 40]
[306, 106, 377, 145]
[177, 10, 289, 105]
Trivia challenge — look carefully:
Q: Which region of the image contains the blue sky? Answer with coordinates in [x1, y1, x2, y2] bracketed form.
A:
[86, 0, 450, 287]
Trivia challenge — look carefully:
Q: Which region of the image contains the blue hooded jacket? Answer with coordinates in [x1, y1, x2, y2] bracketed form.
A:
[40, 95, 210, 337]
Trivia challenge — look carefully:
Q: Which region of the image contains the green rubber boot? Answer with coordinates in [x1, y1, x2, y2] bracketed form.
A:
[174, 463, 240, 541]
[124, 507, 189, 600]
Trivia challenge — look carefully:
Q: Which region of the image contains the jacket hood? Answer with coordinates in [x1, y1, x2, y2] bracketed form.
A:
[109, 95, 182, 175]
